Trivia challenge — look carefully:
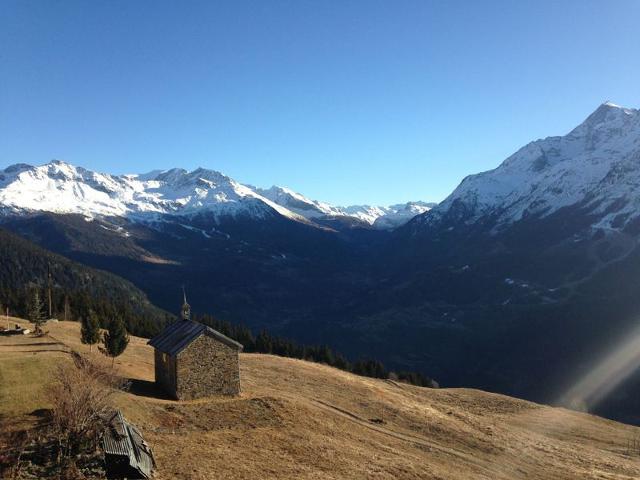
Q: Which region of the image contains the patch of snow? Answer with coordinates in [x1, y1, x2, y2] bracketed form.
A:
[179, 223, 212, 239]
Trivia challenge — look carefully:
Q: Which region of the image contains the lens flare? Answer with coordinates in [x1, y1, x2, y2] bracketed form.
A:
[558, 324, 640, 412]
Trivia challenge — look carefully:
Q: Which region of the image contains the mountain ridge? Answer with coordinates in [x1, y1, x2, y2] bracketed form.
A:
[414, 102, 640, 233]
[0, 160, 433, 230]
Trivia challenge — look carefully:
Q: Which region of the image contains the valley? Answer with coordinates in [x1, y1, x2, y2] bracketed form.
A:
[3, 2, 639, 477]
[2, 103, 640, 425]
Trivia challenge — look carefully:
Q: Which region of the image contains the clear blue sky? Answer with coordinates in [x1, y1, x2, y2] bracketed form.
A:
[1, 1, 639, 205]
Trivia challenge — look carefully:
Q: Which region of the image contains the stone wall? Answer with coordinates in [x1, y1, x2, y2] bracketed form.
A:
[175, 333, 240, 399]
[154, 348, 177, 398]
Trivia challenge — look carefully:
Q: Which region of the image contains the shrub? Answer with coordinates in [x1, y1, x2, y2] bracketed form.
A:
[46, 354, 128, 460]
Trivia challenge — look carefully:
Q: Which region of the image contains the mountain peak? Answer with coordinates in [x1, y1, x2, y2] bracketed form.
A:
[580, 101, 637, 129]
[599, 100, 638, 112]
[425, 102, 640, 231]
[561, 102, 638, 144]
[49, 159, 72, 166]
[603, 100, 620, 107]
[2, 163, 33, 174]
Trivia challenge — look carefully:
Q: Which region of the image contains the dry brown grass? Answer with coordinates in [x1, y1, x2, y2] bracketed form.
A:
[2, 317, 640, 479]
[46, 354, 129, 458]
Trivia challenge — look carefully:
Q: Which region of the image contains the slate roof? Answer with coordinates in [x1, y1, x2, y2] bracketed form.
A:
[148, 319, 243, 356]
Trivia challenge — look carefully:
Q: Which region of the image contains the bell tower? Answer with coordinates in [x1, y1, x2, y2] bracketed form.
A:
[181, 286, 191, 321]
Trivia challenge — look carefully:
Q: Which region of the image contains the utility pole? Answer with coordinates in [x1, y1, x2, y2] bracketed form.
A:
[47, 264, 53, 319]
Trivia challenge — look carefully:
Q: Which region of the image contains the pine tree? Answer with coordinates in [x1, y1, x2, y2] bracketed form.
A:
[80, 310, 101, 352]
[27, 288, 46, 334]
[318, 345, 335, 365]
[255, 330, 273, 353]
[102, 317, 129, 366]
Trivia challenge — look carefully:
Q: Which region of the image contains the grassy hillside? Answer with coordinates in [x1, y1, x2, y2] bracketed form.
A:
[1, 319, 639, 479]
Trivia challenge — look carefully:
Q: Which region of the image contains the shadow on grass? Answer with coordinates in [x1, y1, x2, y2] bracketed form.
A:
[127, 379, 172, 400]
[29, 408, 53, 428]
[30, 408, 51, 419]
[9, 349, 69, 353]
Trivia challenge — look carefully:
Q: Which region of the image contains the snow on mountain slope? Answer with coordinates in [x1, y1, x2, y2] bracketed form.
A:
[0, 161, 131, 217]
[420, 102, 640, 231]
[256, 185, 434, 229]
[254, 186, 344, 218]
[339, 205, 390, 225]
[372, 202, 435, 229]
[0, 161, 430, 229]
[0, 161, 305, 222]
[341, 202, 435, 229]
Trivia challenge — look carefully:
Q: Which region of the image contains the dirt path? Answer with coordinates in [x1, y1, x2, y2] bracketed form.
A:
[0, 335, 71, 354]
[286, 394, 497, 477]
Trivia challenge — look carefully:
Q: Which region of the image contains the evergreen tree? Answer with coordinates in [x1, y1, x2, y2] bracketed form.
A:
[317, 345, 335, 365]
[333, 353, 350, 371]
[102, 317, 129, 366]
[80, 310, 101, 352]
[255, 330, 273, 353]
[27, 287, 46, 334]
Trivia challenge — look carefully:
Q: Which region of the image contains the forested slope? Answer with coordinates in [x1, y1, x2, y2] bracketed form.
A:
[0, 228, 172, 336]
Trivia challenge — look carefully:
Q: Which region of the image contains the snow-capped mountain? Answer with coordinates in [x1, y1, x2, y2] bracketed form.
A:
[253, 185, 344, 219]
[366, 202, 435, 229]
[256, 185, 434, 229]
[0, 161, 432, 229]
[338, 202, 435, 229]
[418, 102, 640, 232]
[0, 161, 307, 223]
